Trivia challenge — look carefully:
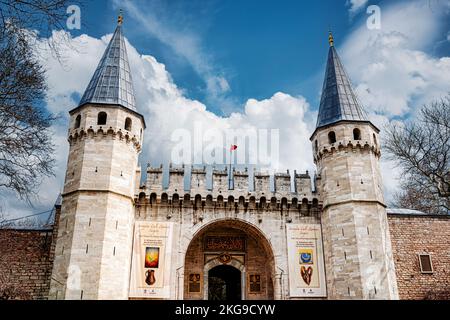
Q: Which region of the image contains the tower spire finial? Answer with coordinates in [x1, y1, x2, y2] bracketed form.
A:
[118, 9, 123, 26]
[328, 31, 334, 47]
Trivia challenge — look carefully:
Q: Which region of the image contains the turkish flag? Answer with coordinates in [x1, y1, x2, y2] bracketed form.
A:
[230, 145, 238, 151]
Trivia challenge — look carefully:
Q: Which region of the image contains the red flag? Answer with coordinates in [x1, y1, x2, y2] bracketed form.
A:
[230, 144, 238, 151]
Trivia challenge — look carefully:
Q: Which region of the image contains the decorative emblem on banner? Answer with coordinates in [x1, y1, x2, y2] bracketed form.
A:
[145, 270, 156, 286]
[145, 247, 160, 268]
[301, 266, 313, 285]
[300, 249, 313, 264]
[218, 253, 232, 264]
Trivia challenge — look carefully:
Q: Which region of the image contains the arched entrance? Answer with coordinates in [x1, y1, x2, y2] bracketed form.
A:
[183, 219, 275, 300]
[208, 265, 241, 301]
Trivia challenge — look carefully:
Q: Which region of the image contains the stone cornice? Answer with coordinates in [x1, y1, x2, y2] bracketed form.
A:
[68, 126, 142, 151]
[313, 139, 381, 163]
[62, 189, 134, 203]
[322, 199, 386, 211]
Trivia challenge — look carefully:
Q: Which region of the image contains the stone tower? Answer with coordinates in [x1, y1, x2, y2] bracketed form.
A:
[310, 33, 398, 299]
[49, 15, 145, 299]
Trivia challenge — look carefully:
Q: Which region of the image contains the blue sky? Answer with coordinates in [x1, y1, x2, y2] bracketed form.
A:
[74, 0, 392, 115]
[1, 0, 450, 223]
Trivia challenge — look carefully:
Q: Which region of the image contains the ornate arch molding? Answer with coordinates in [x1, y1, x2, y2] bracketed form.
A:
[182, 218, 278, 300]
[182, 218, 276, 262]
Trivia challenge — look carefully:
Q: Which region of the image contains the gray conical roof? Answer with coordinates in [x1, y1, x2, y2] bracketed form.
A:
[78, 22, 136, 111]
[316, 45, 367, 129]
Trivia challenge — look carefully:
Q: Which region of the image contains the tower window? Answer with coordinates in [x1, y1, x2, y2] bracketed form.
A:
[97, 112, 107, 125]
[328, 131, 336, 144]
[418, 254, 433, 273]
[353, 128, 361, 140]
[373, 133, 377, 146]
[125, 117, 132, 131]
[75, 115, 81, 129]
[315, 140, 318, 151]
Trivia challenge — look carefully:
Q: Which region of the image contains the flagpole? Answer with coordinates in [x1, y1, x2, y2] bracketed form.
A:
[229, 147, 232, 190]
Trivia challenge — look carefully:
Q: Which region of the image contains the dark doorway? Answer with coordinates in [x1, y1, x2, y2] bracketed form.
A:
[208, 265, 241, 301]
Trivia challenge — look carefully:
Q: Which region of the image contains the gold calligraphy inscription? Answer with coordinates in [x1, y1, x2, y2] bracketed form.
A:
[204, 236, 246, 251]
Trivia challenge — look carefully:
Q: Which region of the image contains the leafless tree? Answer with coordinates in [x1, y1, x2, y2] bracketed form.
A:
[384, 95, 450, 214]
[0, 0, 84, 60]
[0, 23, 56, 202]
[0, 1, 82, 202]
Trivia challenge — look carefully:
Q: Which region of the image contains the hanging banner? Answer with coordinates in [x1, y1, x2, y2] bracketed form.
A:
[286, 223, 327, 297]
[129, 221, 174, 298]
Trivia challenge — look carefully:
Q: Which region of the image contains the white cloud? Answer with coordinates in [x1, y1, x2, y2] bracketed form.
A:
[340, 0, 450, 202]
[1, 30, 315, 220]
[347, 0, 369, 15]
[3, 0, 449, 219]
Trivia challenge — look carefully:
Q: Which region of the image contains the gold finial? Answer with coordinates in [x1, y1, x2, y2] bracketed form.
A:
[118, 9, 123, 25]
[328, 31, 334, 47]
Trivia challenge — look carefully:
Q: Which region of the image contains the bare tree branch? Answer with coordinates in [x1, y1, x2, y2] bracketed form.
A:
[384, 95, 450, 215]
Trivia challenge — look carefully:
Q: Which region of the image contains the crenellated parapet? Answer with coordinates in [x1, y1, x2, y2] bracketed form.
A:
[311, 121, 381, 163]
[136, 165, 321, 215]
[67, 103, 145, 152]
[313, 139, 380, 163]
[67, 126, 142, 151]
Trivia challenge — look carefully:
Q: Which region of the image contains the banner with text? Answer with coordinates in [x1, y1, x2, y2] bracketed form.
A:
[286, 223, 327, 297]
[129, 221, 174, 298]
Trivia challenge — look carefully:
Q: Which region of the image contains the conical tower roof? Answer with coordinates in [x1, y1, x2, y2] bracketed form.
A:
[315, 33, 368, 129]
[78, 16, 136, 111]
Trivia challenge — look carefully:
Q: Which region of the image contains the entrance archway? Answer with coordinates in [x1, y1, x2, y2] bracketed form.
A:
[183, 219, 275, 300]
[208, 265, 241, 301]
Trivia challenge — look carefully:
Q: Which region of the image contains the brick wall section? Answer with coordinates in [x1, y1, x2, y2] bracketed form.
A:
[387, 214, 450, 300]
[0, 206, 61, 300]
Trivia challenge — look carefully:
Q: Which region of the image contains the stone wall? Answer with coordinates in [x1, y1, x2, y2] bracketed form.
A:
[0, 206, 60, 300]
[0, 229, 54, 299]
[387, 214, 450, 300]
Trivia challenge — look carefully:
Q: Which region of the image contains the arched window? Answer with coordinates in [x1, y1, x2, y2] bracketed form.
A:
[97, 112, 107, 125]
[75, 115, 81, 129]
[238, 196, 245, 207]
[315, 140, 318, 151]
[206, 195, 213, 206]
[353, 128, 361, 140]
[125, 117, 132, 131]
[328, 131, 336, 144]
[373, 133, 377, 146]
[150, 193, 157, 205]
